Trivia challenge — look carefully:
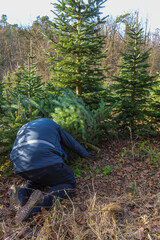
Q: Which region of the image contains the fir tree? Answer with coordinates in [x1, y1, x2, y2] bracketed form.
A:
[47, 0, 107, 96]
[13, 42, 44, 119]
[0, 81, 4, 116]
[15, 56, 43, 100]
[112, 14, 156, 132]
[150, 72, 160, 125]
[2, 71, 13, 101]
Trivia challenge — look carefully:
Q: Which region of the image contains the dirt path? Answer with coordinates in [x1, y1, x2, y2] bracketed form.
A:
[0, 139, 160, 239]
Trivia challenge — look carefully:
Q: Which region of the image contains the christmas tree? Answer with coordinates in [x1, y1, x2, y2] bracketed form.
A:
[47, 0, 107, 96]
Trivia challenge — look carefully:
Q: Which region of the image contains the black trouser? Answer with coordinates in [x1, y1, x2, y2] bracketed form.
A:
[18, 163, 76, 219]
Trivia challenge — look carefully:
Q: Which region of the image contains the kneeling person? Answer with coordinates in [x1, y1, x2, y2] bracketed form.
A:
[10, 118, 90, 221]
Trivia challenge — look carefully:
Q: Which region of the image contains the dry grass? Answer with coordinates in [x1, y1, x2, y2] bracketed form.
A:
[1, 185, 160, 240]
[1, 138, 160, 239]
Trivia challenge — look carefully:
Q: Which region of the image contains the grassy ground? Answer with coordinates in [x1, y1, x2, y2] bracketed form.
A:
[0, 138, 160, 240]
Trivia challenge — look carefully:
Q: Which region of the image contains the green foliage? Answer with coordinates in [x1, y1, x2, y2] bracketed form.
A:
[14, 54, 44, 99]
[81, 89, 114, 109]
[0, 52, 48, 170]
[111, 14, 156, 134]
[115, 164, 121, 171]
[1, 11, 160, 179]
[47, 0, 107, 96]
[102, 165, 111, 177]
[149, 73, 160, 126]
[0, 116, 27, 176]
[0, 82, 4, 116]
[138, 141, 160, 168]
[73, 168, 84, 178]
[2, 58, 67, 125]
[2, 51, 45, 121]
[25, 86, 60, 118]
[51, 90, 112, 143]
[0, 82, 59, 174]
[55, 197, 61, 210]
[0, 118, 24, 146]
[119, 140, 160, 167]
[95, 166, 101, 174]
[0, 82, 60, 152]
[2, 72, 13, 101]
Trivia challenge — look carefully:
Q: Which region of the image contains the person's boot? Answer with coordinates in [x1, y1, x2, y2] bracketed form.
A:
[16, 189, 44, 222]
[9, 185, 22, 211]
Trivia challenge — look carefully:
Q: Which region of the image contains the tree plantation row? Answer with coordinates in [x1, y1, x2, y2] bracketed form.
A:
[0, 1, 160, 172]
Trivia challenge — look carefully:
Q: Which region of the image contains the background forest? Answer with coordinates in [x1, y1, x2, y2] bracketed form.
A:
[0, 1, 160, 239]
